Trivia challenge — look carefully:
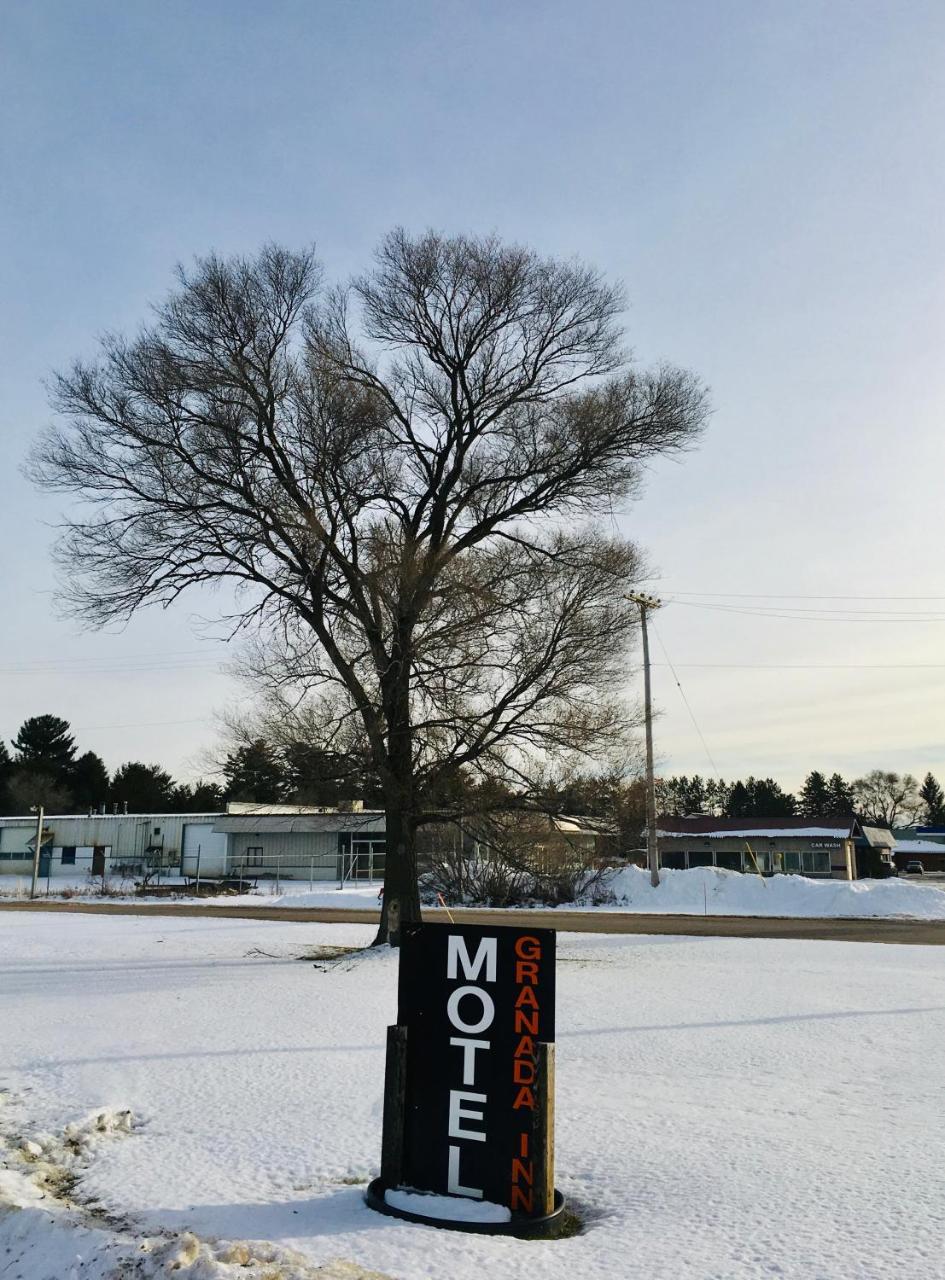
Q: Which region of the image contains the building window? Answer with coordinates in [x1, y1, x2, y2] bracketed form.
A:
[715, 851, 741, 872]
[61, 846, 76, 866]
[687, 851, 713, 869]
[802, 849, 831, 875]
[245, 846, 264, 866]
[662, 851, 686, 870]
[153, 826, 161, 835]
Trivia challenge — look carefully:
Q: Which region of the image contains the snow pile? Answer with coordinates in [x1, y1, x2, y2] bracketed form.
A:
[581, 864, 945, 919]
[384, 1188, 511, 1223]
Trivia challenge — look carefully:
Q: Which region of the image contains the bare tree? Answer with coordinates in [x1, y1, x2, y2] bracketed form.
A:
[852, 770, 920, 828]
[31, 231, 708, 943]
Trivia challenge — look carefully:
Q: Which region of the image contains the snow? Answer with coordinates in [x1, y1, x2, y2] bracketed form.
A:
[576, 864, 945, 918]
[2, 911, 944, 1278]
[657, 826, 850, 838]
[6, 865, 945, 920]
[383, 1190, 511, 1224]
[893, 839, 945, 853]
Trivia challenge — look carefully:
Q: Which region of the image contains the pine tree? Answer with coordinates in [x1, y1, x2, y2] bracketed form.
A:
[68, 751, 110, 810]
[222, 740, 285, 803]
[12, 715, 76, 779]
[725, 780, 751, 818]
[826, 773, 854, 816]
[110, 762, 176, 812]
[171, 780, 226, 812]
[680, 774, 707, 814]
[724, 777, 795, 818]
[919, 772, 945, 825]
[704, 778, 730, 817]
[0, 741, 13, 814]
[798, 771, 831, 818]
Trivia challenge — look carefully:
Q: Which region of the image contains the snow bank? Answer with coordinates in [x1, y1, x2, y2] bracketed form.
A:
[579, 864, 945, 919]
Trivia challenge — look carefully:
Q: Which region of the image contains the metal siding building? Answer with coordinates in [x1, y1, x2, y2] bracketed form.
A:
[0, 813, 221, 879]
[217, 812, 386, 881]
[0, 808, 387, 882]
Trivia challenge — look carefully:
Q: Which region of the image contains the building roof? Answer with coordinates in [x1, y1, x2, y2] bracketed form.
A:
[656, 817, 854, 840]
[0, 812, 223, 826]
[893, 839, 945, 854]
[858, 824, 896, 849]
[214, 812, 385, 834]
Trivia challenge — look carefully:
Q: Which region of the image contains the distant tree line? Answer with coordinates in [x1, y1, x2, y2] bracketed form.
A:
[0, 714, 224, 816]
[655, 769, 945, 829]
[4, 715, 944, 838]
[0, 714, 387, 816]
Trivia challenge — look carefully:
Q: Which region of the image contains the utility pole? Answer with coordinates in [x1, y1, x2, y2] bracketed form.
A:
[626, 593, 662, 887]
[29, 804, 44, 900]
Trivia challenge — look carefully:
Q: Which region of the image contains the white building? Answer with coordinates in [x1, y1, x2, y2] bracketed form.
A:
[0, 803, 386, 883]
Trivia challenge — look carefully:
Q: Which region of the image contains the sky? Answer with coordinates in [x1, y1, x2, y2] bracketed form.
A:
[2, 0, 944, 790]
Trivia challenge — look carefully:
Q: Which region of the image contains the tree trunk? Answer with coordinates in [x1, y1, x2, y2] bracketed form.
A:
[374, 800, 422, 947]
[373, 643, 421, 948]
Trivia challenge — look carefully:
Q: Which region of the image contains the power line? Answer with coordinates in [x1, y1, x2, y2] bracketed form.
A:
[668, 600, 945, 623]
[661, 591, 945, 601]
[649, 622, 722, 778]
[650, 661, 945, 670]
[0, 648, 223, 667]
[73, 717, 214, 731]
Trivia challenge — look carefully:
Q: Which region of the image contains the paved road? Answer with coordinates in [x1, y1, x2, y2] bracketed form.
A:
[1, 899, 944, 944]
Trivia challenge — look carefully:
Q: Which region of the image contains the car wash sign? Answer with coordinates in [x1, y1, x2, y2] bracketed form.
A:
[396, 922, 556, 1213]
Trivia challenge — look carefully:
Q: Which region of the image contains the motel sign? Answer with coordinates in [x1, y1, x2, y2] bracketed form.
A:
[382, 922, 557, 1220]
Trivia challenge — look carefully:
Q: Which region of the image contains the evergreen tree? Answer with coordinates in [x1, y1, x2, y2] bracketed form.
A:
[749, 777, 796, 816]
[171, 780, 226, 812]
[826, 772, 855, 816]
[798, 770, 831, 818]
[703, 778, 730, 817]
[222, 740, 285, 803]
[679, 774, 707, 814]
[725, 780, 751, 818]
[919, 772, 945, 825]
[0, 741, 12, 813]
[724, 777, 795, 818]
[110, 761, 176, 812]
[12, 715, 76, 779]
[68, 751, 110, 810]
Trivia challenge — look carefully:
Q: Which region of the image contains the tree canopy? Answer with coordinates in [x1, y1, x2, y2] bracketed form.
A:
[34, 231, 709, 941]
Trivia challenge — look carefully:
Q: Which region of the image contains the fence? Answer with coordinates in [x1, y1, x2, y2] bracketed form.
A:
[225, 846, 386, 893]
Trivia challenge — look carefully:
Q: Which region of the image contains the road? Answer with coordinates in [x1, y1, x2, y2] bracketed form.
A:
[1, 898, 944, 944]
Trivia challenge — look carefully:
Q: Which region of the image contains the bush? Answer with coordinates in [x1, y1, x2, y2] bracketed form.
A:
[424, 842, 617, 908]
[424, 847, 533, 907]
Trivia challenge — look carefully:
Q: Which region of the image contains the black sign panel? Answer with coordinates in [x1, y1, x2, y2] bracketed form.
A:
[397, 922, 555, 1212]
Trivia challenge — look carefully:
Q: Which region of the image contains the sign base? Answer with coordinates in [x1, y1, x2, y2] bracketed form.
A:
[364, 1179, 567, 1238]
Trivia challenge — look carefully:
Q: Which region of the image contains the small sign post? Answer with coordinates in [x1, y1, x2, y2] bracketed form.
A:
[367, 921, 563, 1235]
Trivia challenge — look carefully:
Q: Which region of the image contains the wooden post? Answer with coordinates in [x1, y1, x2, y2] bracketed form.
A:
[381, 1025, 408, 1188]
[530, 1041, 555, 1216]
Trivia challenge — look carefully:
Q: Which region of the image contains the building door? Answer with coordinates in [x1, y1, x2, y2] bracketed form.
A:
[351, 838, 386, 880]
[38, 844, 52, 878]
[91, 846, 106, 876]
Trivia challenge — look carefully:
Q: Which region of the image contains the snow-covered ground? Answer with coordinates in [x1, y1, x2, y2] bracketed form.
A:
[4, 864, 945, 919]
[1, 913, 944, 1278]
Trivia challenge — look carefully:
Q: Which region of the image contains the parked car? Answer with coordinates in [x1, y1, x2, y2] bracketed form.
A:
[904, 860, 925, 875]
